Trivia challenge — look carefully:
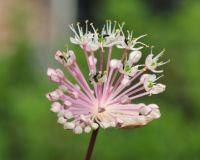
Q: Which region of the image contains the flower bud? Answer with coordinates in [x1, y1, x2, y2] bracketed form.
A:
[139, 106, 152, 116]
[91, 123, 99, 129]
[64, 122, 75, 129]
[121, 77, 130, 86]
[47, 68, 64, 83]
[110, 59, 121, 69]
[110, 121, 116, 127]
[46, 89, 63, 101]
[71, 91, 79, 99]
[89, 55, 97, 66]
[51, 102, 62, 113]
[57, 116, 66, 124]
[149, 110, 161, 119]
[148, 104, 159, 109]
[74, 126, 83, 134]
[101, 122, 110, 128]
[129, 50, 142, 64]
[80, 114, 86, 121]
[64, 100, 72, 107]
[64, 111, 73, 119]
[147, 104, 161, 119]
[84, 126, 91, 133]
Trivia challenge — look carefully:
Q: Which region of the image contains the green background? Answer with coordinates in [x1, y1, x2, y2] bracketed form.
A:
[0, 0, 200, 159]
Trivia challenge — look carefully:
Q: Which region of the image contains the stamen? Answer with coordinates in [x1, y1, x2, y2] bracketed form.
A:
[112, 20, 117, 33]
[77, 22, 83, 37]
[85, 20, 89, 33]
[69, 24, 79, 38]
[90, 23, 98, 35]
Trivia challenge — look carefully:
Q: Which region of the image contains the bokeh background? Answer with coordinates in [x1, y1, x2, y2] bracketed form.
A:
[0, 0, 200, 159]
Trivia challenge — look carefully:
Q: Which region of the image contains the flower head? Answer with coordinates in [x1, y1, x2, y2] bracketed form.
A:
[46, 21, 168, 134]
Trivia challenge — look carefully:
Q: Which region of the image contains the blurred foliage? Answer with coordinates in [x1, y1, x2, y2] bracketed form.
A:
[0, 0, 200, 160]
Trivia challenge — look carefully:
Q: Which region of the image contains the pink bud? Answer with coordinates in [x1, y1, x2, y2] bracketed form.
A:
[47, 68, 64, 83]
[71, 91, 79, 99]
[46, 89, 63, 101]
[64, 100, 72, 107]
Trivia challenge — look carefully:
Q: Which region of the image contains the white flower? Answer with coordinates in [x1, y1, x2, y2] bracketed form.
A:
[69, 21, 99, 52]
[98, 20, 123, 47]
[140, 74, 156, 83]
[69, 21, 93, 45]
[117, 30, 147, 50]
[119, 61, 139, 77]
[83, 37, 99, 52]
[141, 74, 166, 94]
[145, 48, 170, 73]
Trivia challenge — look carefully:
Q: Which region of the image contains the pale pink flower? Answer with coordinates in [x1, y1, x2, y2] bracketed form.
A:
[46, 21, 168, 134]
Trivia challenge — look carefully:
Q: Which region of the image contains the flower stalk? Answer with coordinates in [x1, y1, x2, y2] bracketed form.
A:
[85, 128, 99, 160]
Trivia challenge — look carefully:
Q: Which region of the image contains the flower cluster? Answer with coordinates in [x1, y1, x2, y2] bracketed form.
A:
[46, 20, 169, 134]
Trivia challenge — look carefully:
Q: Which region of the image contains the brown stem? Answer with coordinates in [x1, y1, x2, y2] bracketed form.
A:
[85, 128, 99, 160]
